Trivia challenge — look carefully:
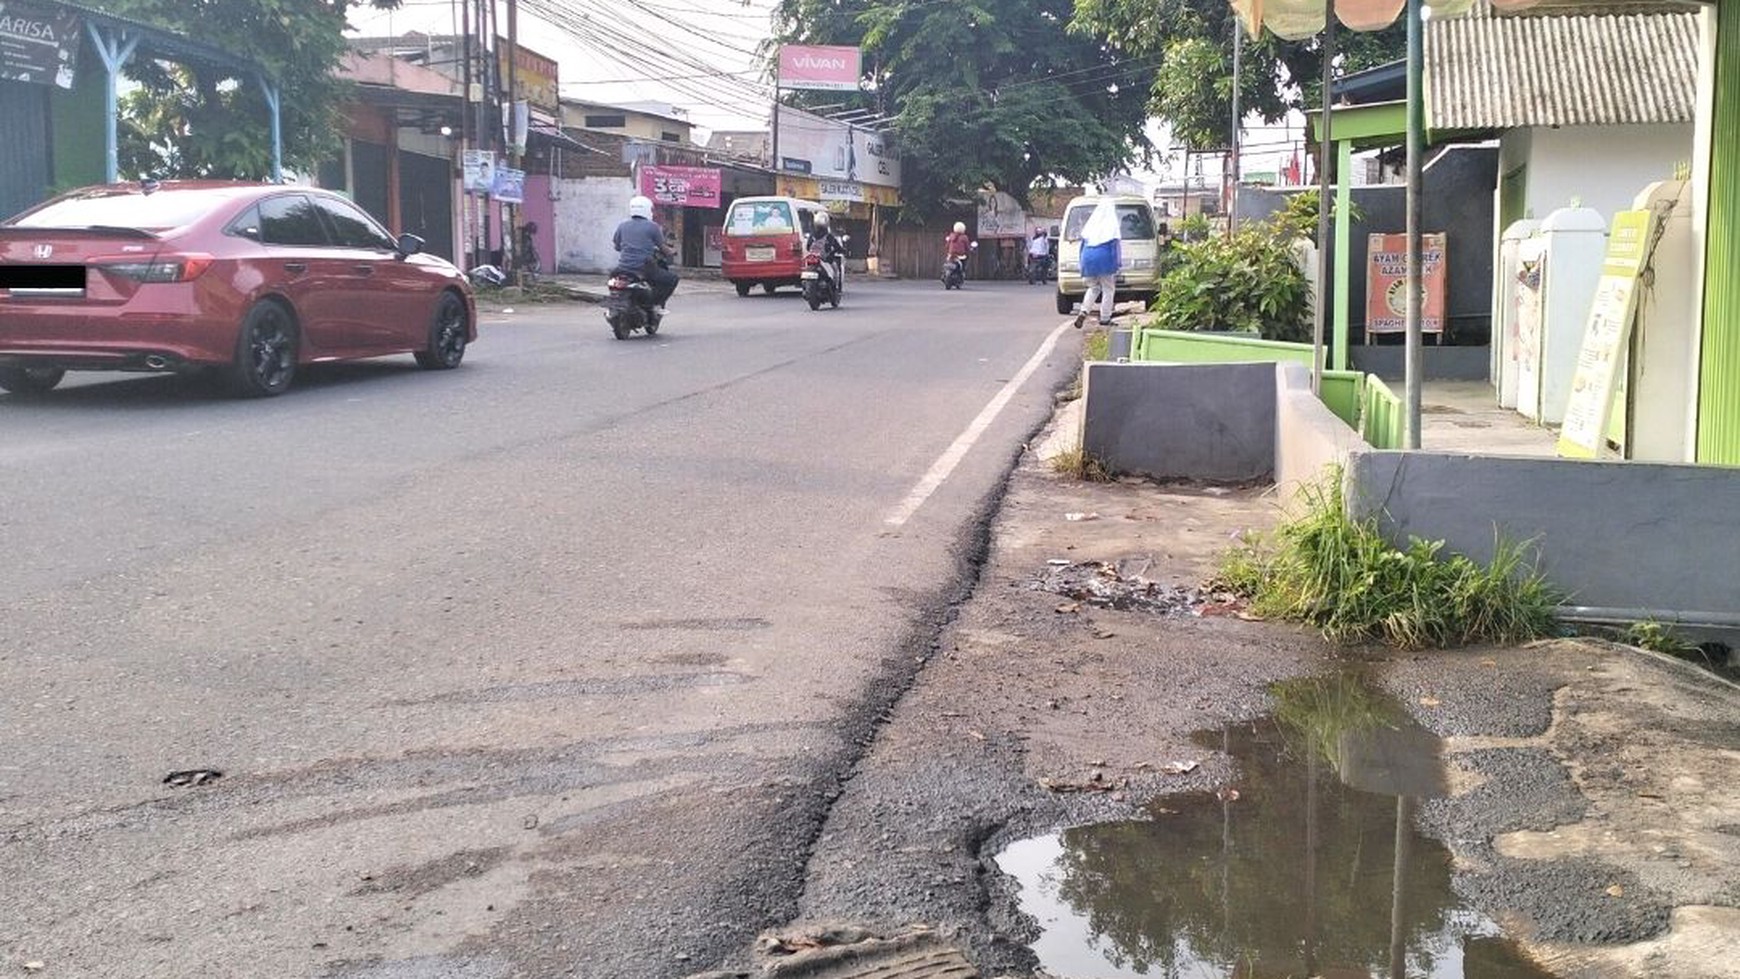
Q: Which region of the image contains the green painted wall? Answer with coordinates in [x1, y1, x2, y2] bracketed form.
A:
[1700, 0, 1740, 463]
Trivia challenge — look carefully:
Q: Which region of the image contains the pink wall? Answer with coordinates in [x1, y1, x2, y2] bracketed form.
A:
[523, 175, 556, 274]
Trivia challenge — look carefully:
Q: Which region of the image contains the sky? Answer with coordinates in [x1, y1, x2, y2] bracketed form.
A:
[344, 0, 782, 134]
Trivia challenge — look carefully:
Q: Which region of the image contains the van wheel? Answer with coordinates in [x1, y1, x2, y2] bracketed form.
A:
[735, 282, 751, 297]
[1055, 291, 1073, 315]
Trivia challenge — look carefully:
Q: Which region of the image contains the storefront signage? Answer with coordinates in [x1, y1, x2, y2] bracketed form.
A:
[1365, 233, 1447, 335]
[777, 45, 860, 91]
[496, 38, 559, 115]
[639, 165, 722, 208]
[1558, 209, 1658, 459]
[818, 179, 862, 202]
[0, 1, 81, 89]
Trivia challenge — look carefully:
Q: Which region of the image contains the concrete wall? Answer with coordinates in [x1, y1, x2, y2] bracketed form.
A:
[553, 176, 633, 273]
[1275, 363, 1370, 499]
[1349, 345, 1493, 381]
[1081, 363, 1275, 482]
[1517, 124, 1693, 229]
[1346, 451, 1740, 617]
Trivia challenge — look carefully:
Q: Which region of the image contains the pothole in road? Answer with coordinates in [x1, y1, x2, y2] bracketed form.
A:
[994, 672, 1556, 978]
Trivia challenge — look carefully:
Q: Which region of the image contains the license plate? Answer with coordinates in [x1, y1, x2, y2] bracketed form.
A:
[801, 271, 818, 280]
[746, 247, 775, 262]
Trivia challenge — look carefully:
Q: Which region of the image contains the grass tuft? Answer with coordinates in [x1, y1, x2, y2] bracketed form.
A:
[1215, 473, 1561, 649]
[1050, 447, 1114, 482]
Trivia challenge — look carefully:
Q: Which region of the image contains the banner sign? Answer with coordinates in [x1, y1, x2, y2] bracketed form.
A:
[462, 149, 496, 194]
[1366, 233, 1447, 334]
[491, 166, 525, 204]
[639, 165, 722, 208]
[818, 179, 862, 202]
[773, 105, 900, 189]
[1557, 209, 1657, 459]
[496, 38, 559, 115]
[778, 45, 861, 91]
[0, 1, 81, 89]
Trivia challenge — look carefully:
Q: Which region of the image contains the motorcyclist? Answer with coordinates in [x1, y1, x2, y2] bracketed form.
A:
[805, 211, 847, 292]
[611, 195, 678, 315]
[943, 221, 974, 282]
[1026, 226, 1051, 281]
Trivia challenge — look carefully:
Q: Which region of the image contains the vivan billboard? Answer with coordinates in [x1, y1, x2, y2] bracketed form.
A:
[778, 45, 860, 91]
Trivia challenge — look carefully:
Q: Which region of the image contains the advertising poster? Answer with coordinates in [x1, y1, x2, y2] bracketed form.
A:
[491, 166, 525, 204]
[1557, 209, 1657, 459]
[639, 166, 722, 208]
[462, 149, 496, 194]
[1365, 233, 1447, 336]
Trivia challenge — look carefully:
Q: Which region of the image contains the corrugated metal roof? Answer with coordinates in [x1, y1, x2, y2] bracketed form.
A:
[1427, 1, 1700, 129]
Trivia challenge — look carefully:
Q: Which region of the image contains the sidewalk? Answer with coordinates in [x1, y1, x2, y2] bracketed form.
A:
[734, 380, 1740, 979]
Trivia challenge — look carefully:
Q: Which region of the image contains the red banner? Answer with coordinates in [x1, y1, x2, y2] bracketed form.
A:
[639, 166, 722, 208]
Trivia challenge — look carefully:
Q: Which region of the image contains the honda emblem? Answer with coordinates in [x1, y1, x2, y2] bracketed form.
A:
[32, 244, 52, 259]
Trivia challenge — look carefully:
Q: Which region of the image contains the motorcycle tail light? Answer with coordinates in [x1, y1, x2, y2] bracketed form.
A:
[607, 276, 628, 289]
[805, 254, 821, 267]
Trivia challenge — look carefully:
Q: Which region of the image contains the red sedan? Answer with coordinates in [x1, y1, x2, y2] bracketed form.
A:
[0, 181, 477, 397]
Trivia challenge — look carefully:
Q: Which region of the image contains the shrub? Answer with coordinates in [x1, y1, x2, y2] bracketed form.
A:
[1148, 220, 1313, 341]
[1216, 476, 1561, 649]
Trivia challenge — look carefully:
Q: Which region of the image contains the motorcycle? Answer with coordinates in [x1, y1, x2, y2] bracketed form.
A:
[942, 240, 979, 290]
[604, 262, 665, 340]
[800, 234, 849, 311]
[1025, 251, 1054, 285]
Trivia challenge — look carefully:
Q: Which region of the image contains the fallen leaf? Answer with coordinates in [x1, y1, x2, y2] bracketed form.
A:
[24, 964, 45, 973]
[1637, 791, 1665, 800]
[1605, 885, 1625, 898]
[966, 729, 987, 742]
[1093, 630, 1116, 640]
[1160, 760, 1200, 775]
[1419, 696, 1443, 708]
[1055, 603, 1081, 614]
[1480, 659, 1498, 667]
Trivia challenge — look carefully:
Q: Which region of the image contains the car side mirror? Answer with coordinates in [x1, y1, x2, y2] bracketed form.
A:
[395, 233, 425, 258]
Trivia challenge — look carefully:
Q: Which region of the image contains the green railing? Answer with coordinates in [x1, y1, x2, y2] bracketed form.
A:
[1132, 329, 1315, 366]
[1361, 375, 1405, 449]
[1318, 370, 1364, 431]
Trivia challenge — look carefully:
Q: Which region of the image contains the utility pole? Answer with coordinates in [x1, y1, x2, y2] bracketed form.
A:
[460, 0, 473, 269]
[506, 0, 520, 283]
[1405, 0, 1424, 448]
[1228, 21, 1242, 234]
[1312, 0, 1337, 394]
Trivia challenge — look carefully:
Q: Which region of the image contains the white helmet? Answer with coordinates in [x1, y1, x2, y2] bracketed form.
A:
[953, 221, 966, 234]
[813, 211, 830, 228]
[629, 195, 654, 219]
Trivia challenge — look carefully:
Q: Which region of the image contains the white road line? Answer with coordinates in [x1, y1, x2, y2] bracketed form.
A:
[885, 320, 1073, 528]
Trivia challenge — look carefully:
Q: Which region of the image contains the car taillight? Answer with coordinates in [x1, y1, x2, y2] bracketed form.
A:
[96, 253, 215, 283]
[805, 254, 821, 267]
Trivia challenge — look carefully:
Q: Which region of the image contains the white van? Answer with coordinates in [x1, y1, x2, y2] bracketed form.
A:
[1054, 194, 1163, 315]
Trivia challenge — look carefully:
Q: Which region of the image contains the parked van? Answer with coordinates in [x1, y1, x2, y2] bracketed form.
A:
[721, 196, 828, 296]
[1054, 194, 1164, 315]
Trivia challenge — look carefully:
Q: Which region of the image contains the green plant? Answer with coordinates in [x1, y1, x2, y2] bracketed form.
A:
[1177, 213, 1213, 242]
[1622, 621, 1702, 657]
[1215, 475, 1561, 649]
[1274, 191, 1367, 240]
[1050, 447, 1114, 482]
[1149, 219, 1312, 341]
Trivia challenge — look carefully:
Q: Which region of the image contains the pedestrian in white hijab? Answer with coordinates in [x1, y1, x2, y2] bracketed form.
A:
[1075, 199, 1122, 327]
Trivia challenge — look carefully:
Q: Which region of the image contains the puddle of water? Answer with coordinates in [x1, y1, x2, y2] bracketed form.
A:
[996, 673, 1558, 979]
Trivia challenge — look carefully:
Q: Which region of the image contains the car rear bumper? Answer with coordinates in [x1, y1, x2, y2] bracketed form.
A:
[723, 257, 802, 284]
[0, 307, 237, 369]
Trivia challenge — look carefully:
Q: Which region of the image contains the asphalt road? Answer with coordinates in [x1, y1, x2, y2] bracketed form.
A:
[0, 276, 1082, 978]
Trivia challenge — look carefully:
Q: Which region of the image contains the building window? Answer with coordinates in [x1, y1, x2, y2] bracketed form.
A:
[661, 131, 681, 142]
[584, 114, 626, 129]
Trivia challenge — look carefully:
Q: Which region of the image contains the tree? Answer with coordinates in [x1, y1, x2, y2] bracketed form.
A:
[1072, 0, 1405, 151]
[91, 0, 399, 180]
[771, 0, 1155, 218]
